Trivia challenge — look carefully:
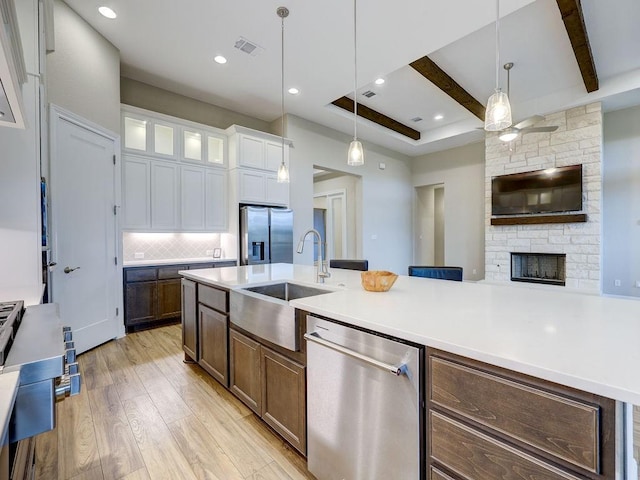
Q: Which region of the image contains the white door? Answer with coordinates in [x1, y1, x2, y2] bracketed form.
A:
[50, 107, 121, 354]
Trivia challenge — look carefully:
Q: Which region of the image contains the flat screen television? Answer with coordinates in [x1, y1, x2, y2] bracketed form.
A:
[491, 164, 582, 216]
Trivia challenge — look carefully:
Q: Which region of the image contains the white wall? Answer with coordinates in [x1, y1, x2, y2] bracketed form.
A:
[46, 0, 120, 133]
[411, 142, 485, 280]
[0, 0, 42, 294]
[287, 115, 413, 273]
[602, 105, 640, 297]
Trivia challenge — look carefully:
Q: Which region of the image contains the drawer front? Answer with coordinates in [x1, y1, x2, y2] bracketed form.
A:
[198, 284, 228, 312]
[125, 267, 157, 282]
[189, 263, 215, 269]
[430, 467, 458, 480]
[430, 356, 599, 473]
[158, 265, 187, 279]
[430, 411, 581, 480]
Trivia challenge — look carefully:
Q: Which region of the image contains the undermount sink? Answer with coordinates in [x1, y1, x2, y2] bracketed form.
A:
[230, 282, 333, 351]
[243, 282, 333, 301]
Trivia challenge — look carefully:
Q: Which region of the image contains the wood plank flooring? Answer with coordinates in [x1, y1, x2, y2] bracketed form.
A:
[35, 325, 315, 480]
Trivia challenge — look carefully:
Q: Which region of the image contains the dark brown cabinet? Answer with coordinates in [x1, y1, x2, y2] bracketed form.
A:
[229, 328, 261, 414]
[196, 284, 230, 387]
[427, 349, 616, 480]
[181, 278, 197, 361]
[228, 327, 306, 454]
[125, 281, 157, 326]
[158, 279, 181, 319]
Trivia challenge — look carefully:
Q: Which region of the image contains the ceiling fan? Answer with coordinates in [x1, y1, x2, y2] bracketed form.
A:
[496, 63, 559, 142]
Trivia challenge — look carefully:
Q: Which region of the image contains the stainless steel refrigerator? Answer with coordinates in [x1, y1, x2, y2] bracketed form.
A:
[240, 206, 293, 265]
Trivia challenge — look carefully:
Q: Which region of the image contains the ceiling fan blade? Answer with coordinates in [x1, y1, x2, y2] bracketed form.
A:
[513, 115, 545, 130]
[520, 126, 559, 134]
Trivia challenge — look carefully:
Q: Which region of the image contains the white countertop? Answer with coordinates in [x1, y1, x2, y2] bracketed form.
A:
[124, 257, 237, 267]
[0, 371, 20, 442]
[180, 264, 640, 404]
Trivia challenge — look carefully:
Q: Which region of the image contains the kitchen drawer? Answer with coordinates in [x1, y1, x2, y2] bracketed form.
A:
[158, 265, 187, 279]
[430, 466, 458, 480]
[215, 261, 237, 267]
[189, 262, 215, 269]
[430, 355, 600, 473]
[430, 411, 581, 480]
[198, 284, 228, 313]
[124, 267, 157, 282]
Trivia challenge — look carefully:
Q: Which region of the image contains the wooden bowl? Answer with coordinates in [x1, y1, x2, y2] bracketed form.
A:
[361, 270, 398, 292]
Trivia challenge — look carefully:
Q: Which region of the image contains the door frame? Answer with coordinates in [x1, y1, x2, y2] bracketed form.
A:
[48, 104, 124, 338]
[313, 189, 347, 261]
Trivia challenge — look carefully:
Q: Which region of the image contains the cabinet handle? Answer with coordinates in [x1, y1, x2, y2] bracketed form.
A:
[304, 332, 407, 376]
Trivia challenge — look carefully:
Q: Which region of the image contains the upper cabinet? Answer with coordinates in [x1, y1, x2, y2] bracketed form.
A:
[122, 105, 227, 167]
[121, 105, 228, 232]
[0, 0, 27, 129]
[226, 125, 292, 207]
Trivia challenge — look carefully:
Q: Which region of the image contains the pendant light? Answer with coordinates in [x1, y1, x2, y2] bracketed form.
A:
[276, 7, 290, 183]
[484, 0, 512, 131]
[347, 0, 364, 166]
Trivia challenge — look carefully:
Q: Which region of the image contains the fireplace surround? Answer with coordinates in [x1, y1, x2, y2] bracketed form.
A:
[511, 252, 566, 286]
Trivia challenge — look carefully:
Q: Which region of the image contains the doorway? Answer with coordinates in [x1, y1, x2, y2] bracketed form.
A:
[313, 167, 361, 261]
[415, 184, 445, 265]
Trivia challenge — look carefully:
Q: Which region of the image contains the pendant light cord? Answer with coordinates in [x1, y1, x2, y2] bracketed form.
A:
[281, 13, 285, 163]
[495, 0, 500, 91]
[353, 0, 358, 141]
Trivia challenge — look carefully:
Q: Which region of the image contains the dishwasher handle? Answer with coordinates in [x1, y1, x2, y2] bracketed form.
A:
[304, 332, 408, 376]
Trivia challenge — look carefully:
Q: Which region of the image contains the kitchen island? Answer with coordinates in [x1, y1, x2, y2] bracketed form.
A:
[181, 263, 640, 480]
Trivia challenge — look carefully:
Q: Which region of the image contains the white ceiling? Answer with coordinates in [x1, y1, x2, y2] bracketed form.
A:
[63, 0, 640, 157]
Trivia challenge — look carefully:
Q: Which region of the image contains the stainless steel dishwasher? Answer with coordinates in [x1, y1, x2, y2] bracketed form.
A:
[305, 315, 424, 480]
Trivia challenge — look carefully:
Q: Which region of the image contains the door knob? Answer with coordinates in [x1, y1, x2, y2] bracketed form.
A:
[64, 266, 80, 274]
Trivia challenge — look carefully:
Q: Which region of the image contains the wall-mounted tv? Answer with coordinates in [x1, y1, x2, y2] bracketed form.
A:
[491, 164, 582, 216]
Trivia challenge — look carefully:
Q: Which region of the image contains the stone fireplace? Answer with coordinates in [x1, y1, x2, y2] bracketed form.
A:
[511, 253, 566, 286]
[484, 103, 602, 293]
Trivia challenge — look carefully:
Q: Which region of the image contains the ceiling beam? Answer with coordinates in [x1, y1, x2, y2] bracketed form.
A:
[555, 0, 598, 92]
[331, 97, 421, 141]
[409, 56, 485, 121]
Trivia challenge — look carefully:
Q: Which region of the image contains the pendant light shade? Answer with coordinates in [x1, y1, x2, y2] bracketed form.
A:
[347, 0, 364, 166]
[484, 0, 512, 132]
[347, 140, 364, 166]
[276, 6, 290, 183]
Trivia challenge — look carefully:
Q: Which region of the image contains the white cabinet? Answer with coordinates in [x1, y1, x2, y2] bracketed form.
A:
[227, 126, 290, 174]
[151, 161, 179, 229]
[123, 157, 151, 229]
[180, 166, 228, 231]
[265, 141, 284, 171]
[237, 170, 289, 206]
[265, 174, 289, 206]
[238, 135, 265, 169]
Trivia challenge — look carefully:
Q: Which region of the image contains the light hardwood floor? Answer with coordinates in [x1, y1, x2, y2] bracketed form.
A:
[35, 324, 315, 480]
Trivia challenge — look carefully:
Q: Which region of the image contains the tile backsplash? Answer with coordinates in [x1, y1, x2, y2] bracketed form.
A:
[123, 232, 237, 262]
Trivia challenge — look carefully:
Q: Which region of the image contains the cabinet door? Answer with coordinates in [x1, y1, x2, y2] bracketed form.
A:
[123, 157, 151, 229]
[229, 329, 261, 415]
[264, 140, 284, 172]
[238, 170, 266, 203]
[125, 281, 157, 327]
[261, 347, 306, 454]
[151, 161, 179, 229]
[205, 169, 227, 231]
[181, 279, 197, 361]
[157, 279, 182, 320]
[265, 174, 289, 206]
[199, 304, 229, 386]
[238, 135, 264, 169]
[180, 165, 206, 230]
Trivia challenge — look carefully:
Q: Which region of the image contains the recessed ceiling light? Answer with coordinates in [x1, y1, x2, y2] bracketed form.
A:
[374, 78, 385, 85]
[288, 87, 299, 95]
[214, 55, 227, 64]
[434, 114, 444, 121]
[98, 6, 117, 19]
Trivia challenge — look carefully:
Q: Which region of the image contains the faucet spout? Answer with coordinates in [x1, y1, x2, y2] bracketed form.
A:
[296, 228, 331, 283]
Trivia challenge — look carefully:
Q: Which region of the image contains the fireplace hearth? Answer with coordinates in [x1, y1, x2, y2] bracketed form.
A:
[511, 252, 566, 286]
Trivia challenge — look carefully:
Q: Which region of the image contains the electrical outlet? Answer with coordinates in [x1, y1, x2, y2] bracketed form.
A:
[614, 279, 621, 287]
[206, 250, 213, 256]
[472, 269, 477, 275]
[134, 252, 144, 259]
[636, 280, 640, 288]
[371, 234, 377, 240]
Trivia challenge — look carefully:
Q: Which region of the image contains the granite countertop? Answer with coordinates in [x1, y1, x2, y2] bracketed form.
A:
[181, 263, 640, 404]
[123, 258, 237, 267]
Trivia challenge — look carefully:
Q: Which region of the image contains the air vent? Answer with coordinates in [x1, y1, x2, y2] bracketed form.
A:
[411, 117, 423, 122]
[234, 37, 264, 56]
[362, 90, 376, 98]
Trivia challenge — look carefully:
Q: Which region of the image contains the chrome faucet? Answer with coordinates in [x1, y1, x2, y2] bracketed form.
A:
[296, 229, 331, 283]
